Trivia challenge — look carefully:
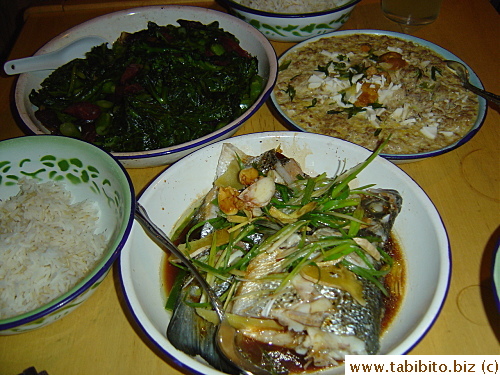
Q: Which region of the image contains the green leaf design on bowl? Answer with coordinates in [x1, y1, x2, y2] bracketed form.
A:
[66, 173, 81, 185]
[58, 159, 70, 171]
[70, 158, 83, 168]
[91, 180, 103, 195]
[262, 23, 287, 36]
[249, 19, 261, 29]
[0, 154, 121, 210]
[90, 280, 103, 290]
[5, 174, 21, 185]
[300, 24, 317, 33]
[244, 9, 353, 38]
[336, 12, 351, 24]
[282, 25, 299, 32]
[81, 169, 90, 183]
[41, 155, 56, 168]
[21, 168, 47, 179]
[315, 23, 335, 30]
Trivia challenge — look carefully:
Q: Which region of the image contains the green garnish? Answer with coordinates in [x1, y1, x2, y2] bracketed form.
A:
[306, 98, 318, 109]
[431, 66, 442, 80]
[279, 60, 292, 71]
[172, 139, 396, 309]
[328, 105, 366, 118]
[316, 61, 333, 76]
[284, 84, 296, 101]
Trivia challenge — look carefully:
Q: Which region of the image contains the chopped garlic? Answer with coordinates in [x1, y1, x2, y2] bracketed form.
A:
[320, 50, 337, 59]
[364, 107, 384, 127]
[440, 131, 454, 137]
[387, 46, 403, 54]
[366, 74, 387, 88]
[308, 74, 326, 89]
[309, 82, 322, 89]
[401, 118, 417, 126]
[391, 107, 404, 120]
[331, 93, 348, 107]
[352, 73, 364, 84]
[308, 74, 323, 84]
[378, 82, 401, 103]
[390, 103, 411, 121]
[420, 125, 438, 139]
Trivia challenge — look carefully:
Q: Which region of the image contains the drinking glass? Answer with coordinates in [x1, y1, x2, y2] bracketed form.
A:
[381, 0, 443, 30]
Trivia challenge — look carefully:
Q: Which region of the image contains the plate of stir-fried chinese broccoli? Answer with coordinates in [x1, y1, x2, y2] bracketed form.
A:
[15, 6, 278, 167]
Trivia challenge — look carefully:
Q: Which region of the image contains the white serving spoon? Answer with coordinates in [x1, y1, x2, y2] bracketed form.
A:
[3, 36, 108, 75]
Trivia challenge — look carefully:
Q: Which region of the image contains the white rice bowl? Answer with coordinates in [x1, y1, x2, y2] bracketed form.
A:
[0, 135, 134, 334]
[218, 0, 361, 42]
[235, 0, 352, 14]
[0, 179, 107, 319]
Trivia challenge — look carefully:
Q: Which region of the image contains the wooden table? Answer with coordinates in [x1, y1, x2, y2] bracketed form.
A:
[0, 0, 499, 373]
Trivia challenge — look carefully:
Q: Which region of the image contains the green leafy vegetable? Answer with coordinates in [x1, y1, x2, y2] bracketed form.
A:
[30, 20, 262, 152]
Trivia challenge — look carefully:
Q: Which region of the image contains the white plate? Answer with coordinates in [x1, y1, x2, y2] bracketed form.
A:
[15, 5, 277, 168]
[118, 131, 451, 374]
[270, 30, 487, 164]
[493, 240, 500, 311]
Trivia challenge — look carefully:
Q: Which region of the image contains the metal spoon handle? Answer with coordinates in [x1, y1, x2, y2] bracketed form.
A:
[135, 202, 271, 375]
[134, 202, 225, 320]
[463, 81, 500, 106]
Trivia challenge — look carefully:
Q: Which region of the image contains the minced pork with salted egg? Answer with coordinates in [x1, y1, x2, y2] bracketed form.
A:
[274, 33, 479, 155]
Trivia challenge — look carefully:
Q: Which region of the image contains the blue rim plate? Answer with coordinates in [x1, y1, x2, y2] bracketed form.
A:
[493, 238, 500, 311]
[270, 29, 487, 163]
[118, 131, 451, 374]
[15, 5, 278, 168]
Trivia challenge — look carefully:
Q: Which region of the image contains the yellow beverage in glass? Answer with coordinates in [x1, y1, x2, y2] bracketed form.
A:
[381, 0, 444, 26]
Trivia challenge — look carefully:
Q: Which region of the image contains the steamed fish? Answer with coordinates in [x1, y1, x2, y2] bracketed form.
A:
[166, 143, 404, 374]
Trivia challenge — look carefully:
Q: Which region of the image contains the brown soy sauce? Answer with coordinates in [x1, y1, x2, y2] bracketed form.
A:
[162, 234, 406, 373]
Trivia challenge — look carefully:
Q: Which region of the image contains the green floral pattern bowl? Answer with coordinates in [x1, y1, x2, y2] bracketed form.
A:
[0, 135, 135, 335]
[218, 0, 361, 42]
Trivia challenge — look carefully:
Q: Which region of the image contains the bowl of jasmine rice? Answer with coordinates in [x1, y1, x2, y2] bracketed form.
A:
[0, 135, 134, 335]
[217, 0, 361, 42]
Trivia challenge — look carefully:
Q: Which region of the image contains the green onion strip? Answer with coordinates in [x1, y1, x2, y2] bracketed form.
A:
[172, 140, 396, 310]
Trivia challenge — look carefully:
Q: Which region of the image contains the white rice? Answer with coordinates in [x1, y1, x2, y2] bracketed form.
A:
[0, 179, 107, 320]
[236, 0, 351, 13]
